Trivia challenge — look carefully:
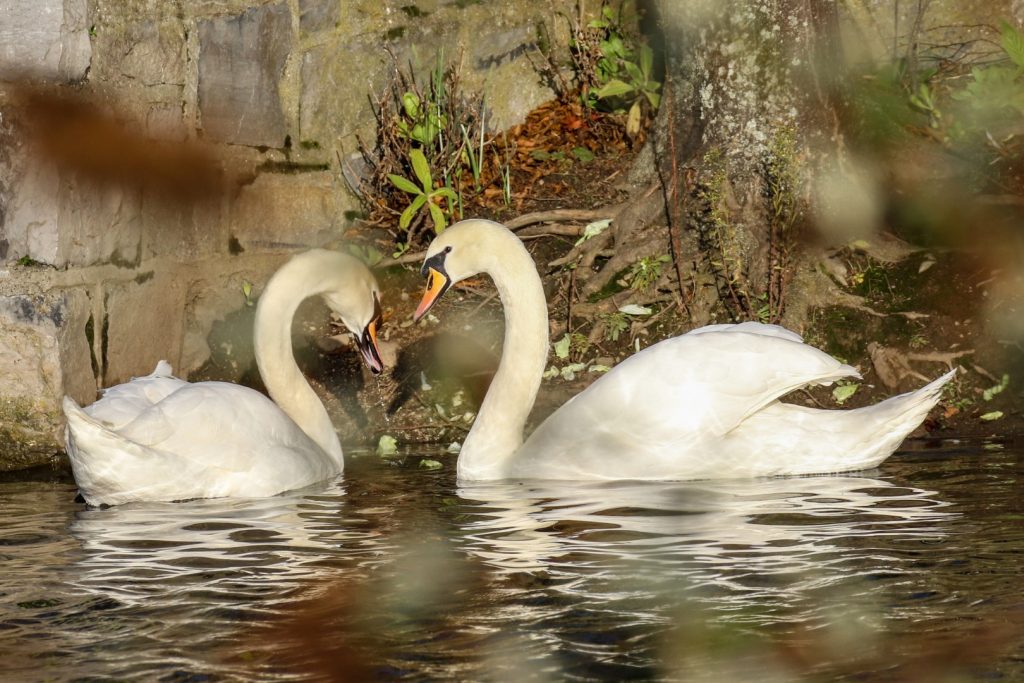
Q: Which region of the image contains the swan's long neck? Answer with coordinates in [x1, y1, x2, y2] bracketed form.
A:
[254, 256, 344, 468]
[459, 238, 549, 480]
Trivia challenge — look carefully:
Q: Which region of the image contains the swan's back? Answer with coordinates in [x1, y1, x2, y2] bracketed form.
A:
[512, 323, 884, 480]
[64, 363, 337, 506]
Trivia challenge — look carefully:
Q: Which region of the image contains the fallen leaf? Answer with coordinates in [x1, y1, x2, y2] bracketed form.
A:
[833, 383, 859, 404]
[553, 334, 571, 359]
[377, 435, 398, 456]
[618, 304, 652, 316]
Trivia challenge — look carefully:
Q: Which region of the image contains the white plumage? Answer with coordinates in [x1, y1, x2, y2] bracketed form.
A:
[64, 249, 383, 506]
[415, 220, 955, 483]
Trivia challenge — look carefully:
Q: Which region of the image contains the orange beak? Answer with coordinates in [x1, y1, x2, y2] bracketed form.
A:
[414, 267, 451, 322]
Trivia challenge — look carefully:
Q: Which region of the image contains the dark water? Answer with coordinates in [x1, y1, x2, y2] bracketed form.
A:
[1, 439, 1021, 681]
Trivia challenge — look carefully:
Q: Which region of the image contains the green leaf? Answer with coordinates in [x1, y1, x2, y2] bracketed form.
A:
[399, 194, 427, 230]
[832, 383, 859, 405]
[618, 303, 652, 316]
[377, 434, 398, 456]
[572, 146, 595, 163]
[623, 60, 644, 84]
[388, 173, 421, 195]
[560, 363, 587, 381]
[594, 78, 634, 100]
[983, 374, 1010, 401]
[980, 410, 1004, 421]
[431, 186, 457, 202]
[640, 44, 654, 79]
[553, 334, 571, 359]
[401, 92, 421, 119]
[1000, 20, 1024, 69]
[419, 458, 443, 469]
[427, 201, 446, 233]
[409, 148, 433, 191]
[575, 218, 612, 246]
[645, 90, 661, 109]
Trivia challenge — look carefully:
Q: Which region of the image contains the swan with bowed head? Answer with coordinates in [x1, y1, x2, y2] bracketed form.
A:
[63, 249, 384, 506]
[414, 219, 955, 483]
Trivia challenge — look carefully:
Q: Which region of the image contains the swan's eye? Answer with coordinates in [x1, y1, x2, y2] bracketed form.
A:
[444, 246, 452, 254]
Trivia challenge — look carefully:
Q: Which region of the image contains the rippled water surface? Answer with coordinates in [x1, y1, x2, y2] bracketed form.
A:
[1, 439, 1022, 681]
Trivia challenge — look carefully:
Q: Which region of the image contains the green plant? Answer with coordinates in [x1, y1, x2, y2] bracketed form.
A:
[388, 148, 457, 233]
[397, 92, 447, 148]
[347, 243, 385, 267]
[909, 81, 942, 128]
[625, 254, 669, 290]
[942, 377, 974, 411]
[391, 241, 411, 259]
[553, 332, 591, 361]
[600, 311, 630, 341]
[360, 50, 494, 245]
[754, 293, 771, 323]
[953, 22, 1024, 120]
[241, 280, 255, 307]
[574, 2, 661, 136]
[459, 116, 486, 191]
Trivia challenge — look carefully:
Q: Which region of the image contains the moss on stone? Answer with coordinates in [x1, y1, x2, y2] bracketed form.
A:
[0, 397, 62, 471]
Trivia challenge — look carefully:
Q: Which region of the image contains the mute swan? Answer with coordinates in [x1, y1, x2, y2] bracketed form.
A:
[413, 219, 955, 482]
[63, 249, 385, 506]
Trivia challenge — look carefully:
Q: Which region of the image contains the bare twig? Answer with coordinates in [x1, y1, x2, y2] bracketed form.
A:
[505, 207, 623, 231]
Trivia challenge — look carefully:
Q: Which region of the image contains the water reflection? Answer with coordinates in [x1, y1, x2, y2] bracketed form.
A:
[2, 446, 1021, 681]
[68, 479, 383, 604]
[6, 478, 396, 680]
[459, 476, 955, 608]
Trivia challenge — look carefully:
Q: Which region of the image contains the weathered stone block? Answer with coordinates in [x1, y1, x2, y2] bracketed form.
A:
[2, 165, 61, 265]
[3, 167, 145, 268]
[0, 0, 91, 82]
[197, 3, 293, 148]
[103, 270, 186, 386]
[299, 39, 390, 148]
[299, 0, 340, 34]
[228, 171, 346, 250]
[57, 181, 143, 268]
[180, 255, 281, 376]
[0, 287, 94, 470]
[140, 194, 226, 262]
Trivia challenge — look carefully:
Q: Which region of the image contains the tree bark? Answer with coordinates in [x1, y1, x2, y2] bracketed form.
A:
[645, 0, 842, 326]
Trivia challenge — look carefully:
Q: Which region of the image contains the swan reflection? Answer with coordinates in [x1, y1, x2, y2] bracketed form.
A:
[457, 475, 955, 605]
[67, 479, 385, 604]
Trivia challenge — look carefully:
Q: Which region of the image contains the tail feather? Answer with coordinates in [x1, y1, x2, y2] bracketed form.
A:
[833, 368, 956, 470]
[63, 395, 169, 506]
[727, 369, 957, 476]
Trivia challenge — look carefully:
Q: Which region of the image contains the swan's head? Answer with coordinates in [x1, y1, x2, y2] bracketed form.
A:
[413, 219, 513, 321]
[320, 258, 385, 375]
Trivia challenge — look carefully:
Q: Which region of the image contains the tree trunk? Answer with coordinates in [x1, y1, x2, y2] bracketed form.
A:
[645, 0, 843, 327]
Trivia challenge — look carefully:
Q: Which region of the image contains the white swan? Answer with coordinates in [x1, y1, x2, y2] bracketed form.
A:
[63, 249, 385, 506]
[413, 219, 955, 482]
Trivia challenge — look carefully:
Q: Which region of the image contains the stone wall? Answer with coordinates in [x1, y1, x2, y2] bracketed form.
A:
[0, 0, 573, 469]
